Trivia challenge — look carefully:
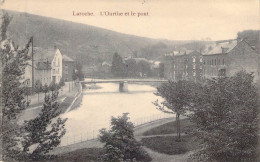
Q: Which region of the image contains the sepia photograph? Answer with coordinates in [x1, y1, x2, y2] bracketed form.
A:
[0, 0, 259, 161]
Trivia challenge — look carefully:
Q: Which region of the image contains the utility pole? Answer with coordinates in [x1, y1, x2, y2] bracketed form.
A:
[31, 36, 34, 92]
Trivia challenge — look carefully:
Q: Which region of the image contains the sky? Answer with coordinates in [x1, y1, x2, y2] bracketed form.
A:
[1, 0, 259, 41]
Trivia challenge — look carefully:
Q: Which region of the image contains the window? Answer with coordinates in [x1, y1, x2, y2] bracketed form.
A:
[53, 69, 55, 74]
[193, 56, 196, 62]
[223, 58, 225, 65]
[200, 57, 203, 62]
[215, 59, 216, 65]
[193, 64, 196, 69]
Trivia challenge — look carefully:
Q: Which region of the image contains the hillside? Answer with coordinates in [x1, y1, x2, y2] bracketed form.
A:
[6, 10, 205, 66]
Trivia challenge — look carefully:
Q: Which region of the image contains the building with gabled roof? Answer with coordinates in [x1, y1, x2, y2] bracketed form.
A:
[22, 46, 63, 87]
[202, 39, 260, 82]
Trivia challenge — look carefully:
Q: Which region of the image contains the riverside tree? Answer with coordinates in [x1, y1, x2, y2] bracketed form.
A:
[99, 113, 151, 162]
[153, 80, 193, 141]
[1, 11, 67, 161]
[189, 71, 259, 162]
[21, 90, 67, 161]
[111, 52, 126, 77]
[1, 11, 31, 160]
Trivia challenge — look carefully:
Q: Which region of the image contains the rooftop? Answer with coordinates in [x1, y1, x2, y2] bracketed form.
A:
[203, 39, 238, 55]
[63, 54, 75, 62]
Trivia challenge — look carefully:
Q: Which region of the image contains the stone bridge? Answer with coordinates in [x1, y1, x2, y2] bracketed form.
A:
[82, 79, 168, 92]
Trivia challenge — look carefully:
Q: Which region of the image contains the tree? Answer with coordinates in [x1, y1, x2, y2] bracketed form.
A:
[237, 30, 260, 50]
[1, 11, 67, 161]
[49, 81, 60, 95]
[1, 11, 31, 160]
[158, 63, 164, 78]
[42, 84, 49, 97]
[189, 71, 259, 161]
[153, 80, 193, 141]
[74, 62, 84, 81]
[21, 90, 67, 161]
[34, 80, 42, 104]
[99, 113, 151, 162]
[111, 52, 126, 77]
[59, 77, 65, 87]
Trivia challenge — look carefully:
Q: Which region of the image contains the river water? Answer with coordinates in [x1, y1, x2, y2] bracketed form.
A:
[60, 82, 174, 146]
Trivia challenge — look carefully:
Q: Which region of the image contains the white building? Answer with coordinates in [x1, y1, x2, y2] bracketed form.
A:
[23, 46, 63, 87]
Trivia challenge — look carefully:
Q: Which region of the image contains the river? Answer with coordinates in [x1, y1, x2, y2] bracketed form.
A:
[60, 82, 174, 146]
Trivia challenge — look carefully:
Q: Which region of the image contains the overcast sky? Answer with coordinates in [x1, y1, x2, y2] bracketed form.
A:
[2, 0, 259, 41]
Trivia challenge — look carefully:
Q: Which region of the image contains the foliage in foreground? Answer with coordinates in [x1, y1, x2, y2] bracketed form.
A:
[153, 80, 194, 141]
[141, 135, 199, 155]
[188, 71, 259, 162]
[1, 11, 67, 161]
[99, 113, 151, 162]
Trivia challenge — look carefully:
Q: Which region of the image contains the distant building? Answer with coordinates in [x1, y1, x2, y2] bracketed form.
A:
[100, 61, 112, 74]
[162, 39, 260, 83]
[163, 50, 203, 82]
[202, 39, 260, 81]
[62, 54, 76, 82]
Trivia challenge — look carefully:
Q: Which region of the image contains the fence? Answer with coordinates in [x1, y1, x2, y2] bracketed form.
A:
[59, 113, 174, 147]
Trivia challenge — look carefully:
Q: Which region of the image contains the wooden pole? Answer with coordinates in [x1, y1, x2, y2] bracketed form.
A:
[31, 37, 34, 92]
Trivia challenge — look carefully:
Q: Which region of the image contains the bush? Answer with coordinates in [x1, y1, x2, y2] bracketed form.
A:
[99, 113, 152, 162]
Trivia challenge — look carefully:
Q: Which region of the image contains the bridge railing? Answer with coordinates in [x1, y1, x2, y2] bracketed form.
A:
[58, 113, 174, 147]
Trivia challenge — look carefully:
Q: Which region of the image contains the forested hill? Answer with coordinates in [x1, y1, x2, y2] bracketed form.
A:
[6, 10, 205, 65]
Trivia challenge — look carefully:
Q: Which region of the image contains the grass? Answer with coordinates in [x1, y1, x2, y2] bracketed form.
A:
[143, 118, 195, 136]
[141, 135, 200, 155]
[47, 148, 104, 162]
[141, 118, 200, 155]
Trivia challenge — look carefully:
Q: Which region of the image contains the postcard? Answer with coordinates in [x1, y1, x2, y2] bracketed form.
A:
[0, 0, 259, 161]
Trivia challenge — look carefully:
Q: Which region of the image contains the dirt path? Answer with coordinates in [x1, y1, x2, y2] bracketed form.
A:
[52, 116, 194, 162]
[51, 118, 174, 155]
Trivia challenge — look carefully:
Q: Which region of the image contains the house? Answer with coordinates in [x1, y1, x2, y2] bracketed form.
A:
[62, 54, 76, 82]
[23, 46, 63, 87]
[202, 39, 260, 82]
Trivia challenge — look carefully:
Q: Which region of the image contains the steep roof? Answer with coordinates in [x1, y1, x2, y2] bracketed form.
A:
[32, 47, 57, 62]
[36, 61, 51, 70]
[63, 54, 74, 62]
[203, 39, 238, 55]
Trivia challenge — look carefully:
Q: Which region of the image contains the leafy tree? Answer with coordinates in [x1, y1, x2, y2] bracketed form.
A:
[1, 11, 67, 161]
[34, 80, 42, 104]
[99, 113, 151, 162]
[42, 84, 49, 97]
[153, 80, 193, 141]
[21, 90, 67, 161]
[158, 63, 164, 78]
[125, 58, 137, 77]
[136, 60, 151, 77]
[237, 30, 260, 50]
[73, 62, 84, 81]
[189, 71, 259, 162]
[49, 81, 60, 95]
[1, 11, 31, 160]
[111, 52, 126, 77]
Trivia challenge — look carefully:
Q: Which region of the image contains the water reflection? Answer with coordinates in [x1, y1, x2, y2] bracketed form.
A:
[60, 83, 173, 145]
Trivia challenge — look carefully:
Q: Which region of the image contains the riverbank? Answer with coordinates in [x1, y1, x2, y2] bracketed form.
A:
[50, 117, 174, 155]
[17, 83, 81, 124]
[51, 117, 198, 162]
